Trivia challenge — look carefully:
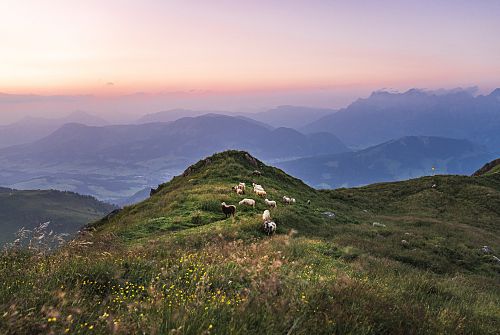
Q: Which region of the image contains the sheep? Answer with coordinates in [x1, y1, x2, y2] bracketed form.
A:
[221, 202, 236, 218]
[252, 183, 264, 191]
[262, 209, 271, 222]
[283, 196, 291, 205]
[262, 221, 276, 235]
[232, 185, 245, 194]
[238, 182, 246, 192]
[255, 189, 267, 197]
[255, 187, 264, 192]
[238, 198, 255, 208]
[290, 198, 296, 204]
[264, 198, 277, 208]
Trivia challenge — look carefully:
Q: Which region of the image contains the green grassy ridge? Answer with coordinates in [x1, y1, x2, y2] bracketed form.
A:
[2, 151, 500, 334]
[92, 151, 500, 276]
[0, 187, 116, 245]
[91, 150, 319, 240]
[473, 158, 500, 176]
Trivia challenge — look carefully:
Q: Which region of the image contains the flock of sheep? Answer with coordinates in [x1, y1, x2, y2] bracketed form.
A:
[220, 182, 296, 235]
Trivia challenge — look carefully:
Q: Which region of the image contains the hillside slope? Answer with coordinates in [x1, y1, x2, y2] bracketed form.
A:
[277, 136, 493, 188]
[473, 158, 500, 176]
[0, 187, 116, 245]
[1, 151, 499, 334]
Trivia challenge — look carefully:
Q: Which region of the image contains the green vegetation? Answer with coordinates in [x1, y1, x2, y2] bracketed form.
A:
[473, 158, 500, 177]
[1, 151, 499, 334]
[0, 188, 116, 245]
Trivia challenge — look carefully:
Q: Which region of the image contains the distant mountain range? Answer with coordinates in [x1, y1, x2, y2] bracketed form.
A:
[301, 88, 500, 153]
[1, 113, 347, 163]
[136, 105, 335, 130]
[0, 114, 348, 203]
[136, 109, 215, 123]
[0, 187, 115, 246]
[242, 105, 336, 129]
[277, 136, 493, 188]
[0, 111, 108, 148]
[0, 88, 499, 204]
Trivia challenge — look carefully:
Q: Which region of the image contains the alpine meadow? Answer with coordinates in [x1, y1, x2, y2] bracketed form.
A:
[1, 151, 499, 334]
[1, 1, 500, 334]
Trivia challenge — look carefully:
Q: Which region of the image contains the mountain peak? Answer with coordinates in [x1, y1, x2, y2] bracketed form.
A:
[488, 88, 500, 97]
[181, 150, 263, 177]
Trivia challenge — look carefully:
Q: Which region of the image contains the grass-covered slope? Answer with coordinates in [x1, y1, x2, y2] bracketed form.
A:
[0, 187, 116, 245]
[1, 151, 499, 334]
[473, 158, 500, 176]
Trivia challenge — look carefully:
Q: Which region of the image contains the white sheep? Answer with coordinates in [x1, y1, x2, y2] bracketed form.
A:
[238, 198, 255, 208]
[290, 198, 296, 204]
[252, 183, 264, 191]
[238, 182, 246, 191]
[283, 196, 291, 204]
[263, 221, 276, 235]
[262, 209, 271, 222]
[236, 188, 244, 195]
[255, 189, 267, 197]
[265, 198, 277, 208]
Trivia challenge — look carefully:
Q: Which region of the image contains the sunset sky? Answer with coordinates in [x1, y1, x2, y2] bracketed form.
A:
[1, 0, 499, 122]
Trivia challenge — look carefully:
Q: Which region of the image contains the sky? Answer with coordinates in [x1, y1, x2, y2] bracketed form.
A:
[0, 0, 499, 123]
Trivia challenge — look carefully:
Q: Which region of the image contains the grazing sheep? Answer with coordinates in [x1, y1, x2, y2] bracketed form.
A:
[307, 200, 311, 206]
[322, 211, 335, 218]
[238, 183, 246, 191]
[255, 189, 267, 197]
[265, 198, 277, 208]
[252, 183, 264, 191]
[232, 185, 245, 194]
[221, 202, 236, 218]
[372, 222, 386, 227]
[262, 221, 276, 235]
[238, 198, 255, 208]
[262, 209, 271, 222]
[481, 246, 493, 254]
[283, 196, 291, 205]
[290, 198, 296, 204]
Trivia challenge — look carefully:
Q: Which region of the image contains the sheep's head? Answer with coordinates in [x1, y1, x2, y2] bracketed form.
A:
[221, 202, 226, 206]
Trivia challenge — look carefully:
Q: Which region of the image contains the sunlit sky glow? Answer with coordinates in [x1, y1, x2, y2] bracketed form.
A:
[0, 0, 499, 122]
